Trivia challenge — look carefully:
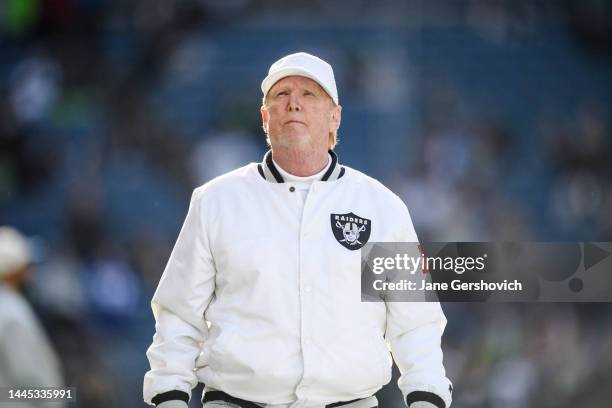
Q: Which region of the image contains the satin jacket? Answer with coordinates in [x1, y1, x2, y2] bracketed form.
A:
[144, 151, 452, 408]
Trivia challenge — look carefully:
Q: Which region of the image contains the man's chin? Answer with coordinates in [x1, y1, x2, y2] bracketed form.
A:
[273, 134, 311, 149]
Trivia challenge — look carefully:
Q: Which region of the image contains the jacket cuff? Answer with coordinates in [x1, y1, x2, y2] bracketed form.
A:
[406, 391, 446, 408]
[156, 401, 188, 408]
[151, 390, 189, 407]
[407, 402, 439, 408]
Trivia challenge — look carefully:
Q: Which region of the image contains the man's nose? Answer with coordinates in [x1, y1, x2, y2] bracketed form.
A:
[287, 96, 301, 112]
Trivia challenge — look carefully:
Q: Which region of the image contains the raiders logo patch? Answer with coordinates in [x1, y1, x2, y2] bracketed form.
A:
[330, 212, 371, 250]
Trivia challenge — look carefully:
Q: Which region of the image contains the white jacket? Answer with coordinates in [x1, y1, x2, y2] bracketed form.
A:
[144, 152, 452, 408]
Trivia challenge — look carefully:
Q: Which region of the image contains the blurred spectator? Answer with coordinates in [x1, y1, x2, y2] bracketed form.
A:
[189, 129, 261, 184]
[0, 226, 65, 407]
[9, 52, 62, 125]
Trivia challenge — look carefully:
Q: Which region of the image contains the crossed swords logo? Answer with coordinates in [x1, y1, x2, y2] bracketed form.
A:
[335, 221, 367, 246]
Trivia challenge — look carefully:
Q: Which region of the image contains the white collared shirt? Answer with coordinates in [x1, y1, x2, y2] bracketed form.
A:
[272, 153, 332, 217]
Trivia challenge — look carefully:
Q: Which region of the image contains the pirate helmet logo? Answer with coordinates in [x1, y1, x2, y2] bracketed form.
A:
[330, 212, 371, 250]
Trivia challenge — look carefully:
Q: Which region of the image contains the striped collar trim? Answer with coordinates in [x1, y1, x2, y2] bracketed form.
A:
[257, 150, 345, 183]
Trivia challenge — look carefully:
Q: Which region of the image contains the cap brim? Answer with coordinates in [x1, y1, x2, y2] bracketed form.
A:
[261, 67, 338, 105]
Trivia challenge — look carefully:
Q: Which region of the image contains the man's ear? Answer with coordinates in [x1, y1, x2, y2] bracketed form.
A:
[260, 105, 269, 133]
[331, 105, 342, 132]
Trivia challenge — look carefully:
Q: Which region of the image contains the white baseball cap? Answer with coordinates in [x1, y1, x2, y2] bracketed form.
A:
[261, 52, 338, 105]
[0, 226, 32, 278]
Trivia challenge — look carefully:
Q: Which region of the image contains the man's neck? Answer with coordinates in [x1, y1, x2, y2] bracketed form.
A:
[271, 147, 329, 177]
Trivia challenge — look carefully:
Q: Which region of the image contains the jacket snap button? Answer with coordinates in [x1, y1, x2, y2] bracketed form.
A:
[289, 186, 295, 192]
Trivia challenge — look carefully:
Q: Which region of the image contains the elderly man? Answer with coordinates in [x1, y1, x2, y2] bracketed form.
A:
[144, 52, 452, 408]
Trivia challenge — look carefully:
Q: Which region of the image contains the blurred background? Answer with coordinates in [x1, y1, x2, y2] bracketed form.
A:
[1, 0, 611, 407]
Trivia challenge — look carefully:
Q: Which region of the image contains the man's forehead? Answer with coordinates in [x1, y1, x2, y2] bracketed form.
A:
[269, 75, 324, 92]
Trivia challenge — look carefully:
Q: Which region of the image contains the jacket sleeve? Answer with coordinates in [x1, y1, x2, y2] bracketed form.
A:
[143, 188, 216, 406]
[384, 200, 453, 408]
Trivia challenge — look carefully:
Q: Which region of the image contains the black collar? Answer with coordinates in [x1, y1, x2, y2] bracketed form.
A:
[257, 150, 345, 183]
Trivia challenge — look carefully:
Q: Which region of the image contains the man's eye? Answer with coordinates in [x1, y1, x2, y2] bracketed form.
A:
[304, 91, 314, 96]
[277, 91, 288, 96]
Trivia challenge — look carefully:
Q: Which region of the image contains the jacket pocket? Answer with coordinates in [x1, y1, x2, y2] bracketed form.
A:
[370, 332, 392, 385]
[208, 327, 239, 371]
[318, 328, 390, 394]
